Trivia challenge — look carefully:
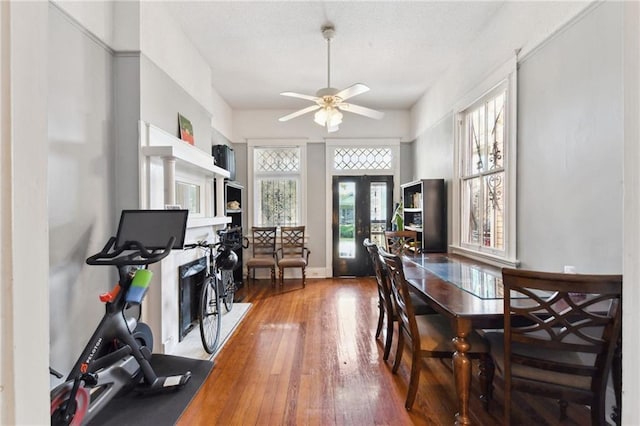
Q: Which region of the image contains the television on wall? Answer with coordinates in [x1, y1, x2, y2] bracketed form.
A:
[212, 144, 236, 181]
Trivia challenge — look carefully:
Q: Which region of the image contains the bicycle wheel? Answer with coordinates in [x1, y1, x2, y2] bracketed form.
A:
[199, 278, 221, 354]
[222, 270, 235, 312]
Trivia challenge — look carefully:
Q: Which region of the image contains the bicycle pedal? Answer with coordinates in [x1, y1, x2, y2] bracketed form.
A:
[162, 371, 191, 388]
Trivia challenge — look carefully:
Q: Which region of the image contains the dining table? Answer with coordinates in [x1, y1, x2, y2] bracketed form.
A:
[402, 252, 509, 426]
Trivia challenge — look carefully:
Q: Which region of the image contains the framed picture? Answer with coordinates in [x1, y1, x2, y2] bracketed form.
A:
[178, 113, 194, 145]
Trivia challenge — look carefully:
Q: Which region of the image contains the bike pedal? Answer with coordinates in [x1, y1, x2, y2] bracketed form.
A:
[162, 371, 191, 389]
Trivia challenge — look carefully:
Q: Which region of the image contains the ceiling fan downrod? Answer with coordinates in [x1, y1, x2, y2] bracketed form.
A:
[322, 24, 335, 90]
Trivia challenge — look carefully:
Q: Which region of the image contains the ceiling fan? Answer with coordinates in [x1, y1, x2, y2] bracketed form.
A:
[278, 24, 384, 133]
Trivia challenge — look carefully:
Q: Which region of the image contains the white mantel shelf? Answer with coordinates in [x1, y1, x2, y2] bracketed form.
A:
[188, 216, 231, 228]
[141, 145, 230, 178]
[140, 123, 230, 178]
[139, 121, 230, 220]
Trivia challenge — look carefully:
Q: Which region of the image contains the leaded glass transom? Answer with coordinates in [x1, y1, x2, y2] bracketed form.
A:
[333, 147, 392, 170]
[255, 147, 300, 173]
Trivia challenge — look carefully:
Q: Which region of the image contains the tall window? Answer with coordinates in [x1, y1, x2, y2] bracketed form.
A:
[454, 69, 516, 266]
[461, 89, 506, 251]
[253, 146, 302, 226]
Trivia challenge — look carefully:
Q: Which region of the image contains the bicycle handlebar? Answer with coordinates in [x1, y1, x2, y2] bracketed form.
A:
[86, 236, 176, 266]
[184, 227, 249, 252]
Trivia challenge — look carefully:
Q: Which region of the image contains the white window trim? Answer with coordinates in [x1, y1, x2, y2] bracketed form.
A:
[247, 139, 308, 229]
[324, 138, 401, 277]
[450, 57, 519, 268]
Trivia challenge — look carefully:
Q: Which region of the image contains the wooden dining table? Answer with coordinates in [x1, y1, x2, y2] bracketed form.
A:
[402, 252, 508, 426]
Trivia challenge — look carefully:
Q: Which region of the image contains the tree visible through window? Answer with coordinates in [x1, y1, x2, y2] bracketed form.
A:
[253, 147, 301, 226]
[461, 90, 506, 252]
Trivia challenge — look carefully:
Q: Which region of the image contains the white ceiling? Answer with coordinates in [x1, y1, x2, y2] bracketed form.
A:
[164, 1, 588, 112]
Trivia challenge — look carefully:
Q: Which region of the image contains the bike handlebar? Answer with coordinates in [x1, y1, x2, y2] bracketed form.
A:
[184, 227, 249, 252]
[86, 236, 176, 266]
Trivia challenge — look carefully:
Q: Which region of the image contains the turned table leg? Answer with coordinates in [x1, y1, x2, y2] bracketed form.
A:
[452, 318, 473, 426]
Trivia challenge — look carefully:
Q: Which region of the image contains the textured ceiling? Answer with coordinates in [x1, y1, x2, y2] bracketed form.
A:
[164, 1, 587, 111]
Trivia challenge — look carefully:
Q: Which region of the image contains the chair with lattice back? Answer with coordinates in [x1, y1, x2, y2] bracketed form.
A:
[364, 239, 436, 362]
[246, 226, 277, 287]
[384, 230, 420, 255]
[483, 268, 622, 425]
[276, 226, 310, 287]
[378, 247, 491, 411]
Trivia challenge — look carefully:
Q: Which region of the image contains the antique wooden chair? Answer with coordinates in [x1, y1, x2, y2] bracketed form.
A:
[363, 239, 436, 361]
[483, 268, 622, 425]
[276, 226, 310, 287]
[378, 247, 491, 411]
[245, 226, 277, 287]
[384, 230, 420, 255]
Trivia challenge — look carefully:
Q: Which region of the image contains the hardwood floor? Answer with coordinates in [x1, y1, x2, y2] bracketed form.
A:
[178, 277, 592, 425]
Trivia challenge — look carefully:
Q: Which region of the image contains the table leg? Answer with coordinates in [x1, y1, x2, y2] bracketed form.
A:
[452, 318, 472, 426]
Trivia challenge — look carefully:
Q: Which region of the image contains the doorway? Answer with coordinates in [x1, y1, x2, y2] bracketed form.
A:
[332, 175, 393, 276]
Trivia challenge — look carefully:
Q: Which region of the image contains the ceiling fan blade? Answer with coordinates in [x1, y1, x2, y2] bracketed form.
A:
[278, 105, 321, 122]
[337, 103, 384, 120]
[280, 92, 320, 102]
[335, 84, 370, 101]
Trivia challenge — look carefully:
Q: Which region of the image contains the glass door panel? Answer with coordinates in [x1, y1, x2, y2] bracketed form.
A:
[332, 176, 393, 276]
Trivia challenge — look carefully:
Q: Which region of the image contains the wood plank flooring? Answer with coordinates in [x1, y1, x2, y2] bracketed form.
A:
[178, 278, 592, 425]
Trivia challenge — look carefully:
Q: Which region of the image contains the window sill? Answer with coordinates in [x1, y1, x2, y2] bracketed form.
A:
[449, 245, 519, 269]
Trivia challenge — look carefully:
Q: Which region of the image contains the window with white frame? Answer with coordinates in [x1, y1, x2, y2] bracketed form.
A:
[454, 73, 516, 265]
[252, 146, 302, 226]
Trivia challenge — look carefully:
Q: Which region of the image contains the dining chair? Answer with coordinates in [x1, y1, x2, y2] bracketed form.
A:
[483, 268, 622, 425]
[245, 226, 277, 287]
[378, 246, 491, 411]
[384, 230, 420, 255]
[363, 239, 436, 361]
[276, 226, 311, 287]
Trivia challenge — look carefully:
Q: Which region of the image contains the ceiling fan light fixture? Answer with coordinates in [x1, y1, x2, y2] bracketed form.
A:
[278, 24, 383, 130]
[314, 106, 343, 131]
[328, 108, 343, 127]
[314, 108, 328, 126]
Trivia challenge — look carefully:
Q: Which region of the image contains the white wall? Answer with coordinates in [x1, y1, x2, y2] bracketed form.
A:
[233, 109, 411, 142]
[517, 2, 622, 272]
[411, 1, 592, 138]
[48, 3, 116, 380]
[139, 2, 233, 141]
[0, 2, 50, 424]
[622, 1, 640, 422]
[411, 2, 623, 272]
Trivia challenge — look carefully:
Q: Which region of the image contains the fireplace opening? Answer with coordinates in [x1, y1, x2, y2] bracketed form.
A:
[178, 257, 207, 341]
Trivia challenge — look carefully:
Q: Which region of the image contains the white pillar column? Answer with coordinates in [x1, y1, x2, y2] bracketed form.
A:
[216, 177, 226, 218]
[163, 157, 176, 206]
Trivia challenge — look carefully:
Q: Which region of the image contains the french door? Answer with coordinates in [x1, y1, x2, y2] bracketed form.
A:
[332, 175, 393, 276]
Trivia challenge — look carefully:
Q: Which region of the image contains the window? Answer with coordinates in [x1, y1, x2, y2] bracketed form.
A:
[461, 89, 506, 251]
[333, 147, 392, 170]
[251, 145, 303, 226]
[453, 59, 517, 266]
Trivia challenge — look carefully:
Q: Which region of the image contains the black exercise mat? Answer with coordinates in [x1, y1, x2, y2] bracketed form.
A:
[88, 354, 213, 426]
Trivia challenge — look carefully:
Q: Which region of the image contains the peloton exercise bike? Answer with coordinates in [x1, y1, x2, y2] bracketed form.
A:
[50, 209, 192, 426]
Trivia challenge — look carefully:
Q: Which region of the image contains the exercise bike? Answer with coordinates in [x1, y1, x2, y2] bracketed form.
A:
[50, 209, 191, 426]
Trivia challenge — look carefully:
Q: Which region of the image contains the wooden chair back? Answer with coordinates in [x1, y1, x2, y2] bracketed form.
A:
[384, 230, 420, 255]
[277, 226, 310, 287]
[501, 268, 622, 424]
[378, 247, 418, 342]
[279, 226, 306, 258]
[250, 226, 277, 257]
[364, 239, 394, 357]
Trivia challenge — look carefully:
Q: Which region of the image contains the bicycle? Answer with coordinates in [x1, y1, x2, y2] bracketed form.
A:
[184, 227, 247, 354]
[49, 209, 192, 426]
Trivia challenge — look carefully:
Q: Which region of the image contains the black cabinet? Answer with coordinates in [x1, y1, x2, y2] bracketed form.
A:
[224, 182, 244, 288]
[401, 179, 446, 252]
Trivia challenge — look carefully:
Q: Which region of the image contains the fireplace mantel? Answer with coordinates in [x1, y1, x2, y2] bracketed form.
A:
[138, 120, 233, 354]
[139, 121, 231, 225]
